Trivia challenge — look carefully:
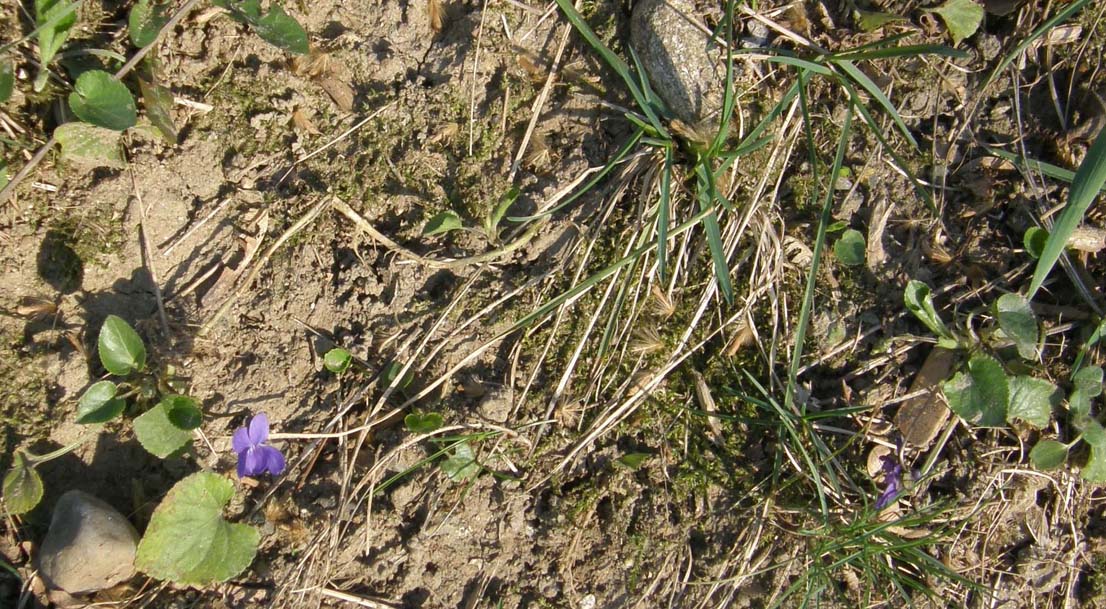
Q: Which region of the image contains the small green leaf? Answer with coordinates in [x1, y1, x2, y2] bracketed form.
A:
[35, 0, 78, 66]
[0, 62, 14, 104]
[825, 220, 849, 233]
[135, 472, 260, 585]
[404, 412, 444, 434]
[927, 0, 984, 46]
[323, 348, 352, 374]
[423, 211, 463, 236]
[484, 186, 520, 238]
[134, 402, 193, 458]
[1029, 440, 1069, 471]
[833, 229, 866, 267]
[617, 452, 650, 470]
[904, 280, 954, 341]
[129, 0, 170, 47]
[1023, 227, 1048, 259]
[138, 77, 177, 144]
[383, 360, 413, 389]
[160, 395, 202, 430]
[1070, 365, 1104, 420]
[254, 5, 310, 54]
[995, 293, 1039, 360]
[1007, 376, 1060, 429]
[943, 353, 1008, 427]
[856, 9, 905, 31]
[76, 380, 125, 424]
[68, 70, 138, 131]
[440, 441, 480, 482]
[55, 122, 126, 169]
[98, 315, 146, 376]
[1080, 420, 1106, 484]
[2, 453, 44, 515]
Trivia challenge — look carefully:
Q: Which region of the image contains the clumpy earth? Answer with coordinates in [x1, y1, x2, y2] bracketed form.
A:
[2, 0, 1106, 608]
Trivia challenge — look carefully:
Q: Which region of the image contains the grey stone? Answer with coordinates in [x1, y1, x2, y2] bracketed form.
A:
[37, 490, 139, 594]
[630, 0, 725, 126]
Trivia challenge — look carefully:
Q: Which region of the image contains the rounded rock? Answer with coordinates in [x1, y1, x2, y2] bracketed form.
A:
[36, 490, 139, 594]
[630, 0, 726, 126]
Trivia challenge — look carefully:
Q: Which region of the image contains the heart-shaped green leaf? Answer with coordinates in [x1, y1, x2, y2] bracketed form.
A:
[1029, 440, 1069, 471]
[68, 70, 137, 131]
[943, 353, 1008, 427]
[76, 380, 126, 424]
[161, 395, 203, 430]
[1006, 376, 1060, 429]
[995, 293, 1039, 360]
[440, 441, 480, 482]
[129, 0, 170, 47]
[1070, 365, 1104, 421]
[54, 122, 127, 169]
[134, 402, 193, 458]
[135, 472, 260, 585]
[404, 412, 444, 434]
[1080, 420, 1106, 484]
[254, 4, 309, 54]
[2, 453, 44, 515]
[98, 315, 146, 376]
[323, 348, 352, 374]
[928, 0, 984, 46]
[423, 210, 463, 236]
[833, 229, 866, 267]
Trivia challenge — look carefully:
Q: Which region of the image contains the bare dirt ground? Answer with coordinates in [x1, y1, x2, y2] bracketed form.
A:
[2, 0, 1106, 607]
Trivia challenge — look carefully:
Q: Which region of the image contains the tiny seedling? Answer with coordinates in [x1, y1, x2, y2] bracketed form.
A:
[323, 347, 352, 374]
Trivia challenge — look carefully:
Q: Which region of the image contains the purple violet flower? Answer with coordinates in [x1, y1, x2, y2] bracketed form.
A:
[232, 413, 285, 478]
[875, 454, 903, 510]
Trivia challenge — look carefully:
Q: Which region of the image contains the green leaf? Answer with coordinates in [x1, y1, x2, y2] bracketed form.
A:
[1007, 376, 1060, 429]
[423, 211, 463, 236]
[943, 354, 1008, 427]
[68, 70, 138, 131]
[928, 0, 984, 46]
[323, 348, 352, 374]
[2, 453, 44, 515]
[138, 77, 177, 144]
[160, 395, 203, 430]
[833, 229, 866, 266]
[440, 441, 480, 482]
[1023, 227, 1048, 259]
[0, 162, 7, 192]
[995, 293, 1039, 360]
[404, 412, 444, 434]
[617, 452, 650, 470]
[0, 62, 14, 104]
[484, 186, 520, 238]
[383, 360, 413, 389]
[1070, 365, 1104, 420]
[1080, 420, 1106, 484]
[35, 0, 78, 66]
[98, 315, 146, 376]
[856, 9, 905, 31]
[134, 402, 193, 458]
[135, 472, 260, 585]
[76, 380, 125, 424]
[129, 0, 170, 48]
[1029, 440, 1069, 471]
[254, 5, 309, 54]
[1029, 108, 1106, 299]
[904, 280, 954, 341]
[54, 122, 126, 169]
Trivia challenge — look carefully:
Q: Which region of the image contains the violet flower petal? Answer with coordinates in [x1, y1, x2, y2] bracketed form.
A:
[248, 412, 269, 445]
[236, 452, 249, 478]
[232, 427, 251, 455]
[261, 445, 286, 476]
[243, 446, 266, 477]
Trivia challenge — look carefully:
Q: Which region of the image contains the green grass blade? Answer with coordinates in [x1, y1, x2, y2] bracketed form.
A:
[1028, 126, 1106, 298]
[830, 44, 968, 62]
[709, 0, 738, 154]
[696, 166, 734, 304]
[834, 59, 916, 149]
